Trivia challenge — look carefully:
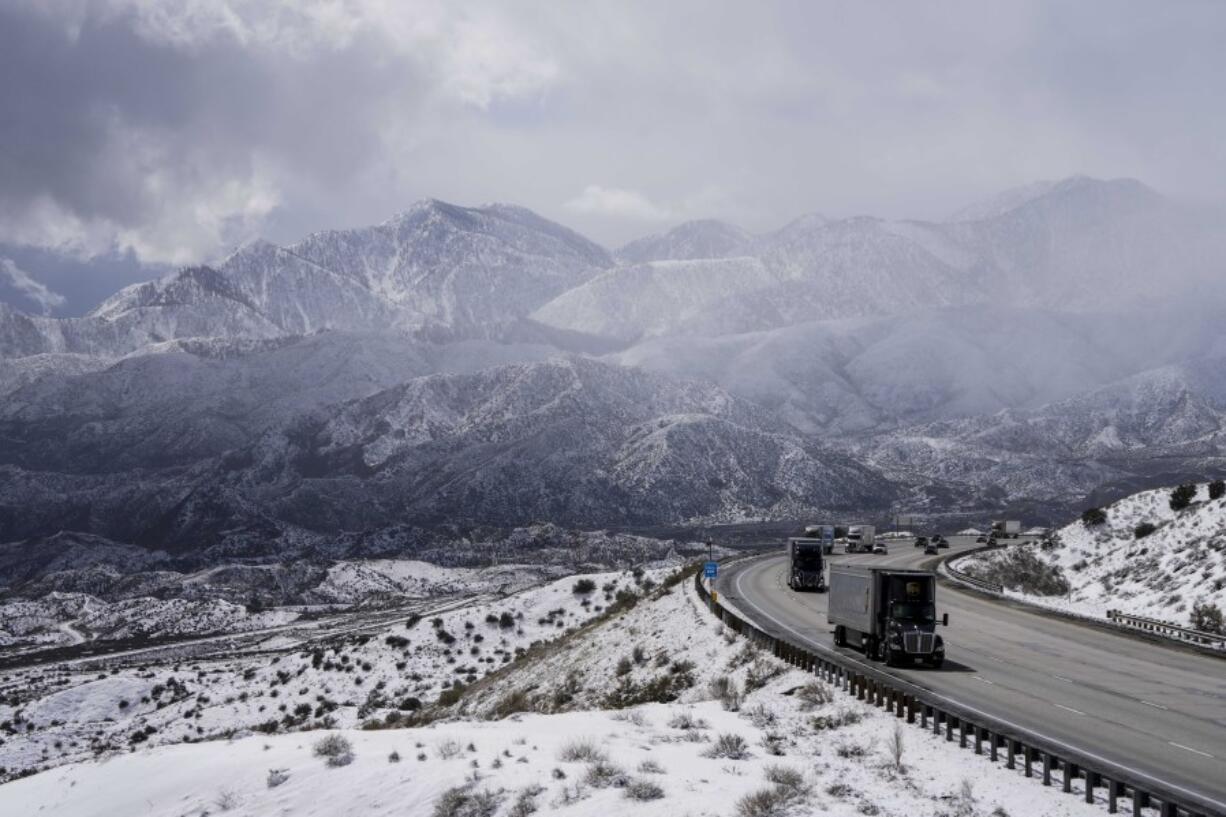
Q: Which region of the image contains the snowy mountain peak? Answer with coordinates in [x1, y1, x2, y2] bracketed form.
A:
[618, 219, 753, 263]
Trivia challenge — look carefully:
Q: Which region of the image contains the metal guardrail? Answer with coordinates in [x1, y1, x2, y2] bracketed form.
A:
[695, 566, 1223, 817]
[1107, 610, 1226, 649]
[943, 548, 1004, 593]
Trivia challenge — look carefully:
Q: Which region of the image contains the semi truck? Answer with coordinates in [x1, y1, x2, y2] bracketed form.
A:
[787, 538, 827, 592]
[845, 524, 875, 553]
[991, 520, 1021, 539]
[828, 565, 947, 667]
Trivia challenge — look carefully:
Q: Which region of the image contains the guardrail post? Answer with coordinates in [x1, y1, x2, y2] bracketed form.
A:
[1107, 779, 1120, 813]
[1132, 790, 1148, 817]
[921, 705, 929, 729]
[974, 726, 983, 755]
[933, 708, 943, 736]
[1005, 739, 1016, 769]
[1159, 802, 1175, 817]
[1023, 745, 1034, 778]
[906, 697, 916, 724]
[945, 715, 954, 742]
[1063, 760, 1075, 793]
[1042, 752, 1052, 786]
[989, 732, 999, 762]
[1085, 771, 1097, 804]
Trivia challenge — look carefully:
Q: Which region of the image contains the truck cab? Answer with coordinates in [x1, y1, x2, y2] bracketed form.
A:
[787, 538, 827, 592]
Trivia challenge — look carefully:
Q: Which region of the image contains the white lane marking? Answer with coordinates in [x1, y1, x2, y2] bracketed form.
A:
[1052, 675, 1073, 683]
[1054, 703, 1085, 716]
[729, 557, 1226, 812]
[1170, 742, 1215, 759]
[1141, 700, 1169, 711]
[973, 677, 996, 686]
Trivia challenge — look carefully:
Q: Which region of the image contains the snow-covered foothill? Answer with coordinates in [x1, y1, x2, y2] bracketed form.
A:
[0, 566, 1102, 817]
[957, 482, 1226, 629]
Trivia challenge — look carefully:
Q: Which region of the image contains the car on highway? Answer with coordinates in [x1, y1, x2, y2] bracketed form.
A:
[935, 536, 949, 548]
[923, 542, 939, 555]
[913, 535, 929, 548]
[976, 535, 987, 543]
[872, 542, 888, 554]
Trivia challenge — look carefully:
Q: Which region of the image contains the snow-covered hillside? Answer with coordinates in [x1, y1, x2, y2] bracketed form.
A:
[0, 564, 1102, 817]
[957, 482, 1226, 627]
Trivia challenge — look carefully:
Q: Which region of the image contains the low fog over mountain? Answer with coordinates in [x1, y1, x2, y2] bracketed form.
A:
[2, 176, 1225, 575]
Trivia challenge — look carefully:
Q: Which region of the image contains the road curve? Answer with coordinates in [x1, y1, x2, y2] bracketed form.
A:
[717, 537, 1226, 810]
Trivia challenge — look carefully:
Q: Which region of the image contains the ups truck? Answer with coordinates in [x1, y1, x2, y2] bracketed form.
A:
[787, 538, 827, 592]
[845, 524, 875, 553]
[828, 565, 947, 667]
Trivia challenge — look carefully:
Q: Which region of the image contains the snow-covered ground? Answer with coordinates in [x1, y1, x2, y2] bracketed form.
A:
[1, 562, 1106, 816]
[956, 482, 1226, 628]
[0, 566, 665, 782]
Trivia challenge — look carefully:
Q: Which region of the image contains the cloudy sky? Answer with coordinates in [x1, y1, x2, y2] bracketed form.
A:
[2, 0, 1225, 271]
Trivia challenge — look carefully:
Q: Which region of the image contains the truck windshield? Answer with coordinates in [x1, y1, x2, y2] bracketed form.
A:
[890, 602, 935, 622]
[794, 550, 822, 566]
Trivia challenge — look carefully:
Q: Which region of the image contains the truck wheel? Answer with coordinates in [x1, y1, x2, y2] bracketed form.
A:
[929, 655, 944, 669]
[834, 625, 846, 647]
[864, 636, 878, 660]
[884, 642, 898, 667]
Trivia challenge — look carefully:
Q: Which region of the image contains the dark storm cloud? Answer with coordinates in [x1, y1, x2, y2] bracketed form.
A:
[1, 0, 1225, 269]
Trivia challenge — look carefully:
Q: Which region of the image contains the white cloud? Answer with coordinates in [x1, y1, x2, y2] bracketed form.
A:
[0, 257, 66, 313]
[565, 185, 674, 222]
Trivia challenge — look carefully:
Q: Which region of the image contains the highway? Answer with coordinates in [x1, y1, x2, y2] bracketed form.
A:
[717, 536, 1226, 812]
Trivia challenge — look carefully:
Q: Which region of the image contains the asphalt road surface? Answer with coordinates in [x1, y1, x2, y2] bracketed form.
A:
[717, 536, 1226, 812]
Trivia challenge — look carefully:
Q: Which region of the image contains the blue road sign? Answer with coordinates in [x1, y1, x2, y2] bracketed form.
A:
[704, 561, 718, 579]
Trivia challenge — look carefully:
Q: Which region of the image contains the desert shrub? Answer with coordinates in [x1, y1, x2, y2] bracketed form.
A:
[1134, 522, 1157, 539]
[745, 703, 777, 728]
[795, 682, 833, 711]
[736, 787, 791, 817]
[603, 670, 693, 709]
[744, 659, 785, 694]
[1210, 479, 1226, 501]
[573, 578, 597, 595]
[965, 547, 1070, 596]
[1170, 483, 1198, 511]
[704, 732, 751, 760]
[508, 786, 544, 817]
[313, 734, 353, 760]
[432, 786, 503, 817]
[558, 738, 606, 763]
[632, 644, 647, 665]
[615, 657, 633, 677]
[637, 759, 665, 774]
[435, 739, 464, 760]
[624, 778, 665, 801]
[709, 675, 741, 711]
[498, 612, 516, 629]
[1191, 600, 1225, 634]
[584, 759, 629, 788]
[667, 710, 709, 731]
[326, 751, 354, 768]
[266, 768, 290, 788]
[1081, 507, 1107, 527]
[764, 764, 805, 792]
[388, 751, 401, 763]
[489, 688, 532, 719]
[438, 682, 466, 707]
[810, 708, 864, 731]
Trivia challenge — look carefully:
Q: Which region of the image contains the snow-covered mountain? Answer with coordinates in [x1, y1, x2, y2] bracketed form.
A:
[616, 218, 752, 263]
[0, 357, 896, 562]
[0, 201, 613, 358]
[534, 177, 1219, 343]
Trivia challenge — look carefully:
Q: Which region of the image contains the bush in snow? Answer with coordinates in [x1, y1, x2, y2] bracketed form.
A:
[667, 709, 709, 731]
[583, 759, 629, 788]
[1170, 483, 1198, 511]
[795, 682, 833, 710]
[266, 768, 290, 788]
[709, 675, 741, 711]
[1081, 507, 1107, 527]
[1191, 600, 1225, 634]
[1210, 479, 1226, 501]
[1134, 522, 1157, 539]
[214, 789, 240, 811]
[313, 734, 353, 763]
[637, 759, 665, 774]
[572, 578, 597, 595]
[508, 785, 544, 817]
[704, 732, 751, 760]
[432, 786, 503, 817]
[624, 778, 666, 801]
[557, 738, 606, 763]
